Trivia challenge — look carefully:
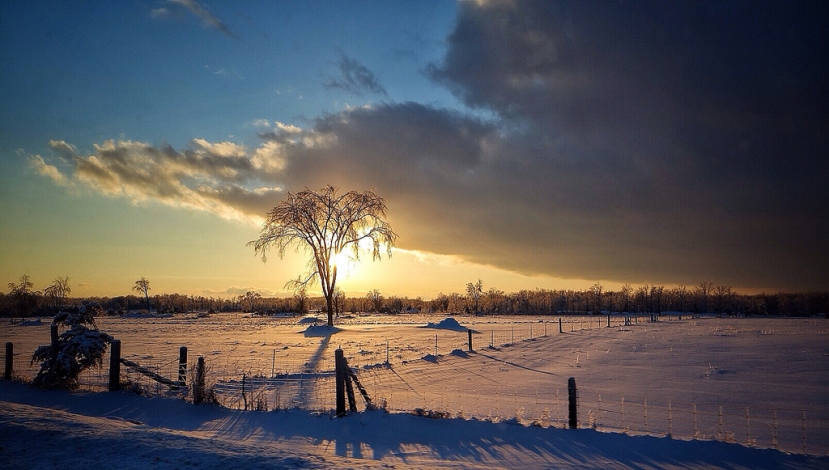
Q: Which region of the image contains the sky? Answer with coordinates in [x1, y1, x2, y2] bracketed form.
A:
[1, 0, 827, 299]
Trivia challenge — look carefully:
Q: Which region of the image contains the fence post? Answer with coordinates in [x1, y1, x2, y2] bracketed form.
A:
[335, 349, 346, 416]
[108, 339, 121, 391]
[468, 330, 473, 352]
[568, 377, 578, 429]
[559, 318, 562, 333]
[4, 342, 12, 380]
[193, 356, 205, 404]
[50, 323, 59, 361]
[178, 346, 187, 386]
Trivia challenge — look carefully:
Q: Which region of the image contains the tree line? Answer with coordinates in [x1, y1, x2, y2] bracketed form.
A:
[2, 274, 826, 318]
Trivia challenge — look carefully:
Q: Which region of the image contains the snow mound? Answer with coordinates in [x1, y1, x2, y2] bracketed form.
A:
[298, 317, 322, 324]
[302, 325, 341, 337]
[421, 354, 438, 363]
[424, 317, 468, 332]
[450, 349, 469, 358]
[17, 318, 43, 326]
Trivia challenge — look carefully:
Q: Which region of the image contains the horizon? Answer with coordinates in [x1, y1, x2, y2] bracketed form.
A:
[2, 1, 827, 299]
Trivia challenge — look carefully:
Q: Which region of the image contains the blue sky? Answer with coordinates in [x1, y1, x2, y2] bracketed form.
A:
[1, 1, 827, 298]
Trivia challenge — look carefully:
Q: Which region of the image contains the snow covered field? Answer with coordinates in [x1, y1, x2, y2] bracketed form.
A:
[2, 313, 828, 468]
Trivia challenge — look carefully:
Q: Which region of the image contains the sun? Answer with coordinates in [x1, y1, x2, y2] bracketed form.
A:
[331, 250, 355, 276]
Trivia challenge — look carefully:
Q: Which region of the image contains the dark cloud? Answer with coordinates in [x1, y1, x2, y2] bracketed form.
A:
[324, 54, 388, 97]
[417, 0, 828, 290]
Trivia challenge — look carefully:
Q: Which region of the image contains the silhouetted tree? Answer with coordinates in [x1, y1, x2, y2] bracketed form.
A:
[7, 274, 39, 316]
[466, 279, 483, 313]
[293, 286, 308, 314]
[43, 276, 71, 310]
[250, 186, 398, 326]
[367, 289, 384, 312]
[133, 277, 151, 311]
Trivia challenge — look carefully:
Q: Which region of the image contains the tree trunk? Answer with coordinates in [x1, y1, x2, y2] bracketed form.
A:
[326, 295, 334, 326]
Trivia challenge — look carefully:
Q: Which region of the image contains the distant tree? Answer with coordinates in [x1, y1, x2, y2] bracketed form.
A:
[44, 276, 71, 310]
[619, 284, 632, 312]
[650, 285, 664, 313]
[695, 281, 714, 313]
[243, 291, 262, 313]
[7, 274, 39, 316]
[713, 285, 733, 314]
[588, 283, 603, 314]
[133, 277, 151, 311]
[249, 186, 398, 326]
[367, 289, 384, 312]
[483, 287, 505, 313]
[674, 285, 688, 313]
[293, 286, 308, 315]
[466, 279, 483, 313]
[333, 288, 346, 316]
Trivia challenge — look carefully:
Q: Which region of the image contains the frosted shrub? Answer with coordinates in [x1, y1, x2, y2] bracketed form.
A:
[30, 305, 114, 390]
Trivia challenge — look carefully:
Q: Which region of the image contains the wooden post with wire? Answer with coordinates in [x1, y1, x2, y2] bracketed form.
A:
[108, 339, 121, 391]
[568, 377, 578, 429]
[335, 349, 346, 416]
[178, 346, 187, 386]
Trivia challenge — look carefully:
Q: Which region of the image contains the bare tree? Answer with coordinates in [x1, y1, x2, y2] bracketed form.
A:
[249, 186, 398, 326]
[44, 276, 71, 310]
[588, 283, 603, 314]
[7, 274, 39, 316]
[293, 286, 308, 315]
[466, 279, 483, 313]
[243, 291, 261, 313]
[133, 277, 151, 312]
[333, 288, 346, 317]
[696, 281, 714, 313]
[713, 285, 733, 314]
[367, 289, 384, 313]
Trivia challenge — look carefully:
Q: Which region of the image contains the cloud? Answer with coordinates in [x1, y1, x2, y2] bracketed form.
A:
[222, 286, 278, 297]
[38, 1, 828, 291]
[29, 154, 74, 189]
[36, 139, 281, 223]
[324, 54, 388, 97]
[162, 0, 236, 38]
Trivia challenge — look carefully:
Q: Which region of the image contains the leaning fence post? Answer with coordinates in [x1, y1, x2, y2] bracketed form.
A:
[178, 346, 188, 386]
[335, 349, 346, 416]
[108, 339, 121, 391]
[4, 342, 13, 380]
[468, 330, 473, 351]
[568, 377, 578, 429]
[193, 356, 205, 404]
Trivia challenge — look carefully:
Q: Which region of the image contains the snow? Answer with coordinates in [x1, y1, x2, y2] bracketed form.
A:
[1, 380, 827, 469]
[2, 313, 829, 468]
[424, 317, 469, 332]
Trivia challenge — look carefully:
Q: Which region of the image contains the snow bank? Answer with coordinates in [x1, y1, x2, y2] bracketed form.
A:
[298, 316, 322, 324]
[17, 318, 43, 326]
[423, 317, 468, 331]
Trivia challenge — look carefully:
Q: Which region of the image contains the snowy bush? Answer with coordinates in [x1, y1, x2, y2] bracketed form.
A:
[30, 304, 114, 389]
